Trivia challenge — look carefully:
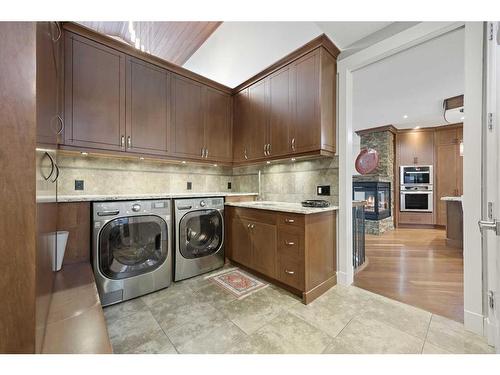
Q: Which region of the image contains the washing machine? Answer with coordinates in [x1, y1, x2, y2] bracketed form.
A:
[174, 197, 225, 281]
[92, 199, 171, 306]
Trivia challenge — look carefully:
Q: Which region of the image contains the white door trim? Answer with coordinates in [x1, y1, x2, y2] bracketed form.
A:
[337, 21, 485, 335]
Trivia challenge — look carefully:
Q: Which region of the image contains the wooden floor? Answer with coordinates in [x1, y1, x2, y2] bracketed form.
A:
[354, 227, 464, 322]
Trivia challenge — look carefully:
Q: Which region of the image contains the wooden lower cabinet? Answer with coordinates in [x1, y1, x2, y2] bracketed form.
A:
[226, 207, 336, 304]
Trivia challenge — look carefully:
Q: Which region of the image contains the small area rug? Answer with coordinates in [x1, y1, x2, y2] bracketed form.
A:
[208, 268, 269, 299]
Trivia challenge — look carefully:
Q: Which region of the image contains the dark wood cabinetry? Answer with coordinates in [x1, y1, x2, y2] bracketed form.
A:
[64, 32, 126, 150]
[226, 207, 336, 304]
[170, 74, 204, 159]
[232, 37, 338, 164]
[203, 87, 232, 162]
[126, 57, 170, 156]
[395, 124, 463, 227]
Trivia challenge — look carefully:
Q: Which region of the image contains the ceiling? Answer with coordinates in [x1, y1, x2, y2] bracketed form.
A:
[352, 28, 465, 131]
[78, 21, 221, 65]
[183, 22, 393, 88]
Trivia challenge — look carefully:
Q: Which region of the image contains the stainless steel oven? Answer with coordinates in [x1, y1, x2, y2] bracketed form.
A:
[400, 165, 433, 185]
[400, 186, 433, 212]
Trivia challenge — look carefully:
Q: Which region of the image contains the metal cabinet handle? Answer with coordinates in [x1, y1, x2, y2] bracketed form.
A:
[285, 218, 295, 224]
[285, 270, 295, 275]
[55, 115, 64, 135]
[291, 138, 295, 151]
[285, 241, 295, 246]
[247, 223, 251, 228]
[206, 148, 209, 158]
[263, 144, 267, 156]
[51, 22, 62, 42]
[244, 148, 248, 160]
[127, 136, 131, 149]
[268, 143, 271, 155]
[97, 210, 120, 217]
[121, 135, 125, 148]
[41, 152, 55, 181]
[51, 162, 60, 183]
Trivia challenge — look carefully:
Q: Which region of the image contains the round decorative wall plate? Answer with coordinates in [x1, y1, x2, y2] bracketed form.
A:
[355, 148, 379, 174]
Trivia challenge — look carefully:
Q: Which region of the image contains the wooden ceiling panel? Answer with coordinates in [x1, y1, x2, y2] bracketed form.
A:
[78, 21, 221, 65]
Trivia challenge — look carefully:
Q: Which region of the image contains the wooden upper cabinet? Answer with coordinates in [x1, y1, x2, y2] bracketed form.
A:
[292, 49, 320, 154]
[232, 44, 338, 164]
[268, 66, 293, 157]
[233, 89, 251, 162]
[397, 131, 434, 165]
[170, 74, 204, 159]
[37, 22, 62, 146]
[204, 87, 232, 162]
[247, 79, 269, 160]
[126, 57, 170, 156]
[64, 32, 126, 150]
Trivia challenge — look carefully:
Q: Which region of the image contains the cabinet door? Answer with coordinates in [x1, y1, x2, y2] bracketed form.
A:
[397, 131, 434, 165]
[247, 79, 269, 160]
[233, 89, 251, 162]
[436, 128, 458, 146]
[170, 74, 204, 159]
[292, 50, 320, 153]
[204, 87, 232, 162]
[436, 144, 458, 225]
[64, 33, 125, 150]
[268, 66, 293, 157]
[230, 217, 252, 267]
[36, 22, 60, 146]
[126, 58, 169, 156]
[251, 221, 277, 278]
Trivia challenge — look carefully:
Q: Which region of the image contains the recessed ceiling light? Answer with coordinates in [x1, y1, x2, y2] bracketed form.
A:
[81, 152, 88, 156]
[414, 126, 420, 130]
[403, 115, 408, 119]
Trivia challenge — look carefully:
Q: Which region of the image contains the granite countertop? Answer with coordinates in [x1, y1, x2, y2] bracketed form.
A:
[39, 192, 258, 203]
[440, 196, 463, 202]
[225, 201, 339, 214]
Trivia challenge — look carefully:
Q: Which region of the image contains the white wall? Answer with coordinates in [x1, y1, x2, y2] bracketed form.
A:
[352, 28, 465, 131]
[184, 22, 322, 88]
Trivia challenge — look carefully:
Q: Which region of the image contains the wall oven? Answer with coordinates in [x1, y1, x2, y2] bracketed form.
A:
[400, 186, 433, 212]
[400, 165, 433, 185]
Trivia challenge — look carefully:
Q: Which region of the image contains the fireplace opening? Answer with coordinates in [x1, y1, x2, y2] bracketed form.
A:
[353, 181, 391, 220]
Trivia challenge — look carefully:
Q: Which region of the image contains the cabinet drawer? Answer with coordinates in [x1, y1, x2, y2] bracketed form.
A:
[277, 231, 304, 259]
[277, 254, 305, 291]
[277, 213, 304, 228]
[398, 211, 433, 225]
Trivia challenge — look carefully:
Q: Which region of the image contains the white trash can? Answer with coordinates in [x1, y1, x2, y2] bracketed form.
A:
[52, 231, 69, 272]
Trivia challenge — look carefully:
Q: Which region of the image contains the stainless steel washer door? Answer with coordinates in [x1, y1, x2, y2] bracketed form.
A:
[99, 215, 168, 280]
[179, 209, 223, 259]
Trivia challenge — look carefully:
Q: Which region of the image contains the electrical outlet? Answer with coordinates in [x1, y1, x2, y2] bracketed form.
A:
[227, 182, 232, 189]
[187, 181, 192, 190]
[317, 185, 330, 196]
[75, 180, 84, 191]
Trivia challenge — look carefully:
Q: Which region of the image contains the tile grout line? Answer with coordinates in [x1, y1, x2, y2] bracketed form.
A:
[146, 300, 180, 354]
[420, 314, 433, 354]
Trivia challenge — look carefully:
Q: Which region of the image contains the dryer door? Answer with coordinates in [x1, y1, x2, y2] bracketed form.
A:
[179, 209, 223, 259]
[99, 215, 168, 279]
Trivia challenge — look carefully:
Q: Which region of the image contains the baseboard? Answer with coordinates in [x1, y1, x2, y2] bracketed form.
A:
[464, 309, 485, 335]
[337, 271, 353, 286]
[303, 275, 337, 304]
[485, 316, 498, 346]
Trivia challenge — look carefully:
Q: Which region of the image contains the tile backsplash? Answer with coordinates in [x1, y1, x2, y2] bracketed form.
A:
[57, 153, 233, 196]
[57, 153, 339, 205]
[233, 157, 339, 206]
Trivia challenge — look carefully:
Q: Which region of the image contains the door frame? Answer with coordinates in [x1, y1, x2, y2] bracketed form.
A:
[337, 22, 486, 335]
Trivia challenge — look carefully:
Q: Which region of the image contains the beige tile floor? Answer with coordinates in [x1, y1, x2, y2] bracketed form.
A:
[103, 267, 495, 354]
